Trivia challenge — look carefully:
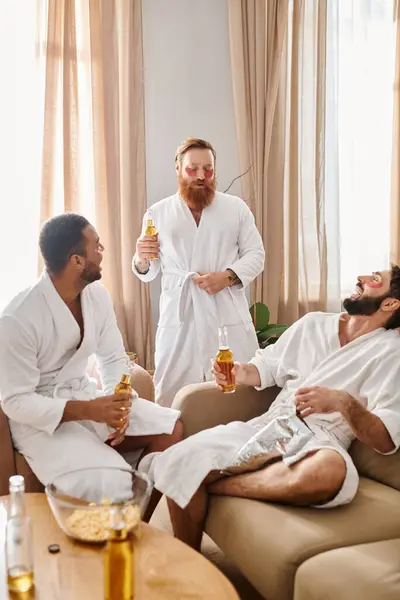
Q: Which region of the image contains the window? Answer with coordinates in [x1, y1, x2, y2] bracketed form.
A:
[0, 2, 42, 310]
[336, 0, 396, 295]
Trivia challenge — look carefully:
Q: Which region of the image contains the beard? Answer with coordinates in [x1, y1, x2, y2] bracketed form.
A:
[343, 292, 389, 316]
[178, 174, 216, 210]
[81, 262, 102, 284]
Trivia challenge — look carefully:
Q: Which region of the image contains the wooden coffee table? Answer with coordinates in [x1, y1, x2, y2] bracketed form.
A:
[0, 494, 239, 599]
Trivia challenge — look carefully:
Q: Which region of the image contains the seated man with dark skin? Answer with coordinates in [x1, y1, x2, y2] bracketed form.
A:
[140, 267, 400, 549]
[0, 213, 183, 514]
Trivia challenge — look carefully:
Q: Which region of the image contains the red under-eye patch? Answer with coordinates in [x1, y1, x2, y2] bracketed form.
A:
[204, 169, 214, 179]
[365, 280, 383, 288]
[185, 167, 197, 176]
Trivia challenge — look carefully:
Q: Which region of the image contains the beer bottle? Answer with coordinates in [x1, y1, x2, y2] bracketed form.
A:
[114, 374, 132, 395]
[114, 374, 132, 431]
[215, 326, 236, 394]
[144, 210, 158, 261]
[104, 504, 135, 600]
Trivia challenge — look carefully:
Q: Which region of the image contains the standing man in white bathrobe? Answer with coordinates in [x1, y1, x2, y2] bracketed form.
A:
[141, 267, 400, 549]
[132, 138, 265, 407]
[0, 214, 182, 506]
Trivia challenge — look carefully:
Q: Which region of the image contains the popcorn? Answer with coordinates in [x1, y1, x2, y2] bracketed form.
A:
[66, 501, 140, 543]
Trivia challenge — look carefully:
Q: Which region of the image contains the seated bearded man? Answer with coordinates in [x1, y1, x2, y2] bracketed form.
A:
[140, 267, 400, 549]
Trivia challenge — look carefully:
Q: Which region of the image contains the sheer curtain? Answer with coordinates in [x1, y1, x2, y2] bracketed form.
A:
[0, 1, 43, 310]
[229, 0, 340, 324]
[0, 1, 151, 366]
[229, 0, 396, 320]
[336, 0, 396, 296]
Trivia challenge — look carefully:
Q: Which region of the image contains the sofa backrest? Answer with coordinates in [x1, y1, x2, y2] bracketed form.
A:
[349, 440, 400, 491]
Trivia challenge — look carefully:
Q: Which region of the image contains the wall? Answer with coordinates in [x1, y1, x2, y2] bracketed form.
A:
[141, 0, 241, 335]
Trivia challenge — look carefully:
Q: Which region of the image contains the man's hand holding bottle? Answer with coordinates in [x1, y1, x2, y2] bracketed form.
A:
[212, 361, 262, 390]
[85, 393, 132, 429]
[136, 235, 160, 262]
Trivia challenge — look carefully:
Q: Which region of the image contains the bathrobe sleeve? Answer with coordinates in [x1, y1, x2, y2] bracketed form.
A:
[249, 315, 309, 390]
[94, 287, 132, 396]
[363, 353, 400, 454]
[132, 212, 161, 283]
[0, 315, 68, 435]
[227, 201, 265, 288]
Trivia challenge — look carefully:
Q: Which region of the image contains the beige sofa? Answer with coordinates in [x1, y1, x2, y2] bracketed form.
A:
[172, 382, 400, 600]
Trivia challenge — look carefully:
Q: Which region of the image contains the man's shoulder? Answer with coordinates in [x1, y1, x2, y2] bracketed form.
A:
[380, 328, 400, 349]
[214, 191, 247, 207]
[212, 192, 253, 222]
[150, 194, 178, 213]
[1, 280, 42, 320]
[0, 282, 44, 342]
[300, 311, 337, 322]
[291, 311, 338, 331]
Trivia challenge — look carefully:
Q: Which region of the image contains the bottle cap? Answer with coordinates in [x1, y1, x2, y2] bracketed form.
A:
[48, 544, 60, 554]
[9, 475, 25, 492]
[120, 374, 131, 385]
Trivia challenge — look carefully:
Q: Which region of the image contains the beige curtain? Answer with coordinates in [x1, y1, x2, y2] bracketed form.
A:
[391, 0, 400, 265]
[229, 0, 331, 324]
[37, 0, 151, 367]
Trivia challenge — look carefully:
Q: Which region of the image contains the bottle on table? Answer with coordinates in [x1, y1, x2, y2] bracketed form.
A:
[104, 504, 135, 600]
[144, 210, 158, 261]
[215, 326, 236, 394]
[6, 475, 34, 593]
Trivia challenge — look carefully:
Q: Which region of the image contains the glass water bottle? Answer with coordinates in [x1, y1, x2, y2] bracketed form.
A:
[6, 475, 34, 593]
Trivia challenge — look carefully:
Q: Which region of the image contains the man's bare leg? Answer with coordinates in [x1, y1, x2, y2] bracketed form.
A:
[110, 420, 184, 522]
[167, 471, 223, 551]
[167, 450, 346, 550]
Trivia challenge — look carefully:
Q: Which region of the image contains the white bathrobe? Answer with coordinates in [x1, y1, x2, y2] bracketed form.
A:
[141, 312, 400, 509]
[132, 192, 265, 407]
[0, 272, 180, 495]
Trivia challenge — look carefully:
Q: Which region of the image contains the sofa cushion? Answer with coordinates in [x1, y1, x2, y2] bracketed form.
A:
[294, 539, 400, 600]
[350, 440, 400, 491]
[205, 478, 400, 600]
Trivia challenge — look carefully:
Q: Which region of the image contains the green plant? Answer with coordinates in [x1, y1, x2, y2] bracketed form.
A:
[250, 302, 288, 348]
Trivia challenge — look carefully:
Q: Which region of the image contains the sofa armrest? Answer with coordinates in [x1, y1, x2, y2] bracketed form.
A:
[131, 364, 155, 402]
[172, 382, 281, 438]
[0, 405, 17, 495]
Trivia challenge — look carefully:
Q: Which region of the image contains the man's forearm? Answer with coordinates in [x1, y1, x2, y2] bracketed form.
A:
[61, 400, 92, 423]
[241, 364, 262, 387]
[340, 395, 395, 453]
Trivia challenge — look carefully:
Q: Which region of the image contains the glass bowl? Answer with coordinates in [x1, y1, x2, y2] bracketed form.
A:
[45, 466, 152, 544]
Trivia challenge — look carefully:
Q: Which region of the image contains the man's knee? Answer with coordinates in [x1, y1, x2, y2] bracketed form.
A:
[291, 450, 347, 504]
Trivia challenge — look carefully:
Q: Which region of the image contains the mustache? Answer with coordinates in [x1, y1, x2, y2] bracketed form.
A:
[189, 179, 210, 188]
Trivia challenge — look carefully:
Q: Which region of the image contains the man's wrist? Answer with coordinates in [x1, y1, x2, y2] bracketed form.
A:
[225, 268, 241, 287]
[242, 364, 262, 387]
[62, 400, 92, 423]
[134, 258, 150, 274]
[337, 392, 354, 415]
